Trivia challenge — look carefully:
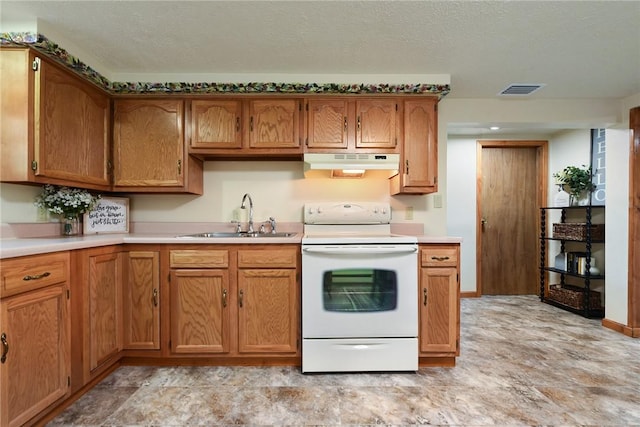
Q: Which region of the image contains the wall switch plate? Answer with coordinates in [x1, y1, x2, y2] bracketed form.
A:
[434, 194, 443, 208]
[405, 206, 414, 220]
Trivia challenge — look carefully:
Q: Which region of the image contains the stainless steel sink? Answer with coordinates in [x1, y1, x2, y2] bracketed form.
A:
[178, 231, 297, 238]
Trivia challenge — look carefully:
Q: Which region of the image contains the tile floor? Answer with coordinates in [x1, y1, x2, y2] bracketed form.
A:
[48, 295, 640, 426]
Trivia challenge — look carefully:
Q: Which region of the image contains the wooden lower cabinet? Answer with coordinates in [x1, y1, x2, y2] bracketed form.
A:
[123, 250, 160, 350]
[237, 268, 298, 354]
[80, 247, 123, 379]
[168, 246, 300, 357]
[0, 252, 70, 427]
[170, 269, 231, 354]
[418, 244, 460, 364]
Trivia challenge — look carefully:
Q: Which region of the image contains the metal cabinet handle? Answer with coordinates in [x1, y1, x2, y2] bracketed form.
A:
[343, 117, 347, 132]
[423, 288, 428, 306]
[405, 160, 409, 175]
[153, 288, 158, 307]
[222, 289, 228, 307]
[238, 289, 244, 308]
[23, 271, 51, 281]
[250, 117, 254, 132]
[1, 333, 8, 363]
[236, 117, 240, 132]
[357, 116, 361, 131]
[431, 256, 450, 261]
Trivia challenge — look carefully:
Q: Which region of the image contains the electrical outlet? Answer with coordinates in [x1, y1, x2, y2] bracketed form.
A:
[405, 206, 414, 220]
[434, 194, 443, 208]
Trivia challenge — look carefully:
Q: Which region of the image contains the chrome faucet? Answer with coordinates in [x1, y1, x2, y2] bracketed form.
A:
[240, 193, 254, 233]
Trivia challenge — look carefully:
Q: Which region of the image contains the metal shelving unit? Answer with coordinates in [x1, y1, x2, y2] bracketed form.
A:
[539, 205, 605, 318]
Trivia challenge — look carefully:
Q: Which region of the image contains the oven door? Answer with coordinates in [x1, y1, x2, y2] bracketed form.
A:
[302, 244, 418, 338]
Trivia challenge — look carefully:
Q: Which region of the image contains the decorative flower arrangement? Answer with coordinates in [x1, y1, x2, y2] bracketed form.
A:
[34, 184, 101, 220]
[553, 165, 595, 199]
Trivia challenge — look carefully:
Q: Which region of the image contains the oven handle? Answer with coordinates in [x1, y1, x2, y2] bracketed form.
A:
[303, 246, 417, 255]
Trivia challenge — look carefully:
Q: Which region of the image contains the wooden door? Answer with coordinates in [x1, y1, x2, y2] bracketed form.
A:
[113, 99, 185, 187]
[478, 143, 546, 295]
[190, 99, 243, 149]
[630, 106, 640, 331]
[37, 56, 111, 188]
[237, 269, 298, 354]
[306, 99, 349, 149]
[0, 285, 70, 427]
[123, 251, 160, 350]
[247, 99, 300, 149]
[87, 251, 123, 372]
[170, 269, 230, 354]
[355, 99, 397, 149]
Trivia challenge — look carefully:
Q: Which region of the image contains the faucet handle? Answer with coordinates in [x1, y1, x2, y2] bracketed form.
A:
[230, 220, 242, 233]
[268, 216, 277, 234]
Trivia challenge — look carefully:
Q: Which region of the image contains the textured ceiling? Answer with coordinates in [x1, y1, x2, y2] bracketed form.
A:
[2, 0, 639, 102]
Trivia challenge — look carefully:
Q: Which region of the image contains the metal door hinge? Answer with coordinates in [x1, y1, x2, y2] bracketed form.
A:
[31, 160, 38, 171]
[32, 57, 40, 71]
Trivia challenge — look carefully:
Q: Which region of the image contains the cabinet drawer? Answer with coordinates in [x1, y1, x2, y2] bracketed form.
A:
[170, 250, 229, 268]
[0, 251, 69, 297]
[238, 248, 298, 268]
[421, 246, 458, 267]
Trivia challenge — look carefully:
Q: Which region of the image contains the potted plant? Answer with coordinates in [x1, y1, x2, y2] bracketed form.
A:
[553, 165, 595, 206]
[35, 184, 101, 235]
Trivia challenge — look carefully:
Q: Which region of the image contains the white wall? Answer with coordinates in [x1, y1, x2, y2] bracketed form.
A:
[604, 129, 629, 325]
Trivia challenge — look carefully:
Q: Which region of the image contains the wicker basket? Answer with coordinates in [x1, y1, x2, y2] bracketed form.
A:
[548, 284, 602, 310]
[552, 223, 605, 240]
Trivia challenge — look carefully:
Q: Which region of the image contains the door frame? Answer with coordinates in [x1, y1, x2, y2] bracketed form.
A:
[628, 106, 640, 336]
[476, 140, 548, 296]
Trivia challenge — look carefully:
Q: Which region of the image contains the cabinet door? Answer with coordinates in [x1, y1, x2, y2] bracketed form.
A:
[113, 99, 185, 188]
[394, 99, 438, 194]
[247, 99, 301, 149]
[190, 99, 243, 149]
[86, 251, 123, 373]
[170, 269, 230, 354]
[355, 99, 397, 149]
[306, 99, 349, 149]
[419, 267, 458, 354]
[237, 269, 298, 354]
[36, 57, 110, 188]
[123, 251, 160, 350]
[0, 284, 70, 427]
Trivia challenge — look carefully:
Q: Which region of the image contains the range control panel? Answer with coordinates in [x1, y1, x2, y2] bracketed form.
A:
[303, 202, 391, 224]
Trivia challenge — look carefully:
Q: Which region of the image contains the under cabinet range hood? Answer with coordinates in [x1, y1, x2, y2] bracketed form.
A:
[303, 153, 400, 178]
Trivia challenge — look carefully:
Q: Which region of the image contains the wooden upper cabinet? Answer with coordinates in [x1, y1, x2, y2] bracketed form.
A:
[247, 99, 300, 149]
[306, 99, 349, 149]
[305, 97, 398, 153]
[190, 99, 243, 149]
[188, 98, 302, 156]
[1, 48, 110, 191]
[355, 99, 398, 149]
[113, 99, 203, 194]
[391, 98, 438, 195]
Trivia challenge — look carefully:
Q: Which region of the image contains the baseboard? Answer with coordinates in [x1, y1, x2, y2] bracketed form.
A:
[461, 291, 480, 298]
[602, 318, 640, 338]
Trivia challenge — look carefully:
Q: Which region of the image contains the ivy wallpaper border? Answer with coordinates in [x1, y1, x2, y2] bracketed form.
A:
[1, 32, 450, 97]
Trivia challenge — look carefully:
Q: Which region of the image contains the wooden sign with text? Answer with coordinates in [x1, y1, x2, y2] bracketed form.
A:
[83, 197, 129, 234]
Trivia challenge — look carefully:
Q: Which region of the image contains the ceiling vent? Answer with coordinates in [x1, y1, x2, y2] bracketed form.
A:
[498, 84, 545, 96]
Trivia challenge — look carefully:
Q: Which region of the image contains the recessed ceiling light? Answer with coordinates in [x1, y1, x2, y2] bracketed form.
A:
[490, 126, 500, 130]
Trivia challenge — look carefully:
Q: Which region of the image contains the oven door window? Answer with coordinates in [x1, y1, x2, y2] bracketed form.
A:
[323, 269, 397, 312]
